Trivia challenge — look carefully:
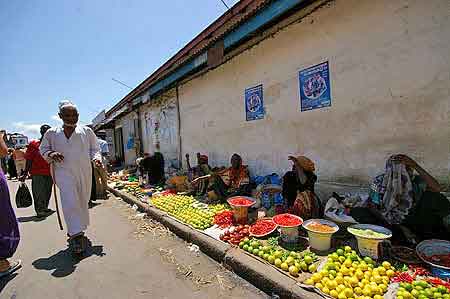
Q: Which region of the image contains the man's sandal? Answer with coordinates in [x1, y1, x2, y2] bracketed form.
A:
[0, 260, 22, 278]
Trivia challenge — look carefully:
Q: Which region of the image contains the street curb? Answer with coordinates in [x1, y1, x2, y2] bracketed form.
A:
[107, 186, 231, 262]
[107, 186, 319, 299]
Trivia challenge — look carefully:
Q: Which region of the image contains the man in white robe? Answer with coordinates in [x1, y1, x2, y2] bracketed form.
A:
[40, 101, 101, 254]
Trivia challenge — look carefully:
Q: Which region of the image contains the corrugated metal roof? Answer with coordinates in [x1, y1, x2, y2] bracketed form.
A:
[106, 0, 270, 117]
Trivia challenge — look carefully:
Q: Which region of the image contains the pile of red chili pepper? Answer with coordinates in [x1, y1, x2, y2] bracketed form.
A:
[273, 213, 302, 227]
[228, 197, 254, 206]
[391, 272, 414, 283]
[426, 277, 450, 292]
[249, 219, 277, 236]
[391, 265, 431, 283]
[409, 265, 431, 279]
[213, 211, 234, 228]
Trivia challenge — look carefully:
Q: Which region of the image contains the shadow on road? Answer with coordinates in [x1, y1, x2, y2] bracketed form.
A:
[0, 273, 18, 294]
[88, 201, 102, 209]
[17, 216, 46, 223]
[32, 245, 105, 278]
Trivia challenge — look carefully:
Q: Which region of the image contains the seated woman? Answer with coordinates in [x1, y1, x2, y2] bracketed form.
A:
[193, 154, 252, 202]
[186, 153, 211, 196]
[282, 156, 321, 220]
[351, 154, 450, 242]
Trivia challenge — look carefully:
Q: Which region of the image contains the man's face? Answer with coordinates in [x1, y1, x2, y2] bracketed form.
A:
[59, 107, 79, 127]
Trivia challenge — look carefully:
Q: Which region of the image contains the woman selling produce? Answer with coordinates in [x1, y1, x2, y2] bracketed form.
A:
[282, 155, 321, 220]
[186, 153, 211, 196]
[351, 154, 450, 242]
[192, 154, 252, 202]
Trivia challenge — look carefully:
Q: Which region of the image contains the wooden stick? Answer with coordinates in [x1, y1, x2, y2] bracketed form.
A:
[50, 164, 64, 231]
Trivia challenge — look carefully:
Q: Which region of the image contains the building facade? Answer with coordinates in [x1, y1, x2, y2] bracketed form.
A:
[100, 0, 450, 187]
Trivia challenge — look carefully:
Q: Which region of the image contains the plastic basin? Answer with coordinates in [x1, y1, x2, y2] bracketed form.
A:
[303, 219, 339, 251]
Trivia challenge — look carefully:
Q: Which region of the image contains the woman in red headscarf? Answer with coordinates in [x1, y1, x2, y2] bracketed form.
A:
[282, 156, 321, 220]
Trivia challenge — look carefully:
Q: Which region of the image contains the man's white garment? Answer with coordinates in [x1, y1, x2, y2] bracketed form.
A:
[40, 126, 100, 236]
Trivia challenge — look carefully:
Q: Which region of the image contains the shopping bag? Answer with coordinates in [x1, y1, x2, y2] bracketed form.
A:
[16, 182, 32, 208]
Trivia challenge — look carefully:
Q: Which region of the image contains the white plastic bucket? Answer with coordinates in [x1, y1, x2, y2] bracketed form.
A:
[308, 230, 334, 251]
[302, 219, 339, 252]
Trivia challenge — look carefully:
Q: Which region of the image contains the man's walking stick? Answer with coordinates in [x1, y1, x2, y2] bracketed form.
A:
[50, 163, 64, 231]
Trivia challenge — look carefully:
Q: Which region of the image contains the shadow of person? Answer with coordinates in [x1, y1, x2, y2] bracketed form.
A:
[32, 245, 105, 278]
[88, 202, 101, 209]
[17, 216, 46, 223]
[0, 273, 18, 294]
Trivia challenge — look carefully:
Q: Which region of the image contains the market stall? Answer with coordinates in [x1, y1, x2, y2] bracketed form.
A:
[107, 176, 450, 299]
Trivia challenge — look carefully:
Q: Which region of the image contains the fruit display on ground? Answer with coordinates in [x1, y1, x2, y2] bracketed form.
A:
[151, 194, 229, 230]
[219, 225, 250, 245]
[396, 280, 450, 299]
[239, 237, 318, 277]
[249, 219, 278, 237]
[304, 246, 395, 299]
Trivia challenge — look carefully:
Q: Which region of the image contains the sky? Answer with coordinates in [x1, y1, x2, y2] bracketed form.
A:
[0, 0, 239, 139]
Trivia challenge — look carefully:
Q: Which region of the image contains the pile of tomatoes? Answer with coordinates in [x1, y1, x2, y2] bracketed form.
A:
[219, 225, 250, 245]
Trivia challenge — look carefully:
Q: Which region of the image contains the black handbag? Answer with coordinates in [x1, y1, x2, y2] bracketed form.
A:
[16, 182, 32, 208]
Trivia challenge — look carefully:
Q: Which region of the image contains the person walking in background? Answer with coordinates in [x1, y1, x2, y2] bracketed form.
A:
[0, 130, 21, 278]
[21, 124, 54, 218]
[12, 146, 26, 177]
[40, 101, 101, 254]
[7, 149, 17, 180]
[93, 133, 109, 199]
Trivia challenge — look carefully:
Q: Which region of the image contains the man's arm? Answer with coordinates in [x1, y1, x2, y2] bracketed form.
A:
[86, 128, 101, 162]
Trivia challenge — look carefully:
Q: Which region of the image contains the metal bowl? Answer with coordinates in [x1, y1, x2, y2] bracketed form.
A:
[416, 239, 450, 271]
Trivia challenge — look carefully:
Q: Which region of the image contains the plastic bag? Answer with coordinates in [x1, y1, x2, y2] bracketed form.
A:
[16, 182, 32, 208]
[324, 197, 357, 224]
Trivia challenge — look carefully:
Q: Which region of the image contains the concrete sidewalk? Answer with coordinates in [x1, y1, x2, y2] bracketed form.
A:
[1, 179, 267, 299]
[108, 186, 322, 299]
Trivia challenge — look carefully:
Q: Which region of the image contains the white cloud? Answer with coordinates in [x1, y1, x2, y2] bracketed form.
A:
[12, 122, 41, 138]
[51, 114, 63, 123]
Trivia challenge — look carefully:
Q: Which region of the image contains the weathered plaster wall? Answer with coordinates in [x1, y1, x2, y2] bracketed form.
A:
[179, 0, 450, 185]
[115, 112, 138, 167]
[139, 95, 180, 169]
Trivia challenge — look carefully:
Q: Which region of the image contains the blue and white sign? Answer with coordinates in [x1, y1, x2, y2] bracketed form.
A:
[245, 84, 265, 121]
[299, 61, 331, 111]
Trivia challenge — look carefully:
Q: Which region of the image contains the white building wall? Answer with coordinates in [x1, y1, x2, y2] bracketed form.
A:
[179, 0, 450, 185]
[140, 95, 180, 170]
[115, 112, 139, 167]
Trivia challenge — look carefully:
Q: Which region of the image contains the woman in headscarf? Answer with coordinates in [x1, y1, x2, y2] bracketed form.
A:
[282, 155, 321, 220]
[186, 153, 211, 196]
[0, 130, 21, 278]
[193, 153, 252, 202]
[352, 154, 450, 242]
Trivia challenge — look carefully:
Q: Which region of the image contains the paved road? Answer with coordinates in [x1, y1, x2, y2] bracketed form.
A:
[1, 180, 268, 299]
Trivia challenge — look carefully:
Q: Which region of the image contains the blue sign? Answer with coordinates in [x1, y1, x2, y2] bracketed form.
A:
[126, 136, 134, 150]
[299, 61, 331, 111]
[245, 84, 265, 121]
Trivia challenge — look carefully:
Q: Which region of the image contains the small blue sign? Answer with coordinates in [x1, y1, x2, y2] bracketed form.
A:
[299, 61, 331, 111]
[126, 136, 134, 150]
[245, 84, 265, 121]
